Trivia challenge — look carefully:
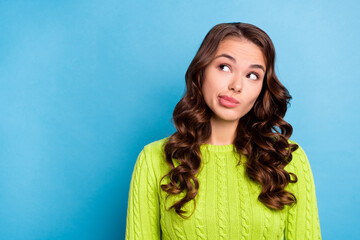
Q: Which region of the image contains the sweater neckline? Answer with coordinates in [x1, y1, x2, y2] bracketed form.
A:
[200, 143, 236, 152]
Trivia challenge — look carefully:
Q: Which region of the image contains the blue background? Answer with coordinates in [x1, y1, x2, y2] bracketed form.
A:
[1, 0, 359, 239]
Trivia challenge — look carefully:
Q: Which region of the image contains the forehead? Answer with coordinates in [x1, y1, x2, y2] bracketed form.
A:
[215, 37, 266, 66]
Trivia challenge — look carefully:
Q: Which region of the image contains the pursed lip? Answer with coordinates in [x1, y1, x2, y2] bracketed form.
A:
[219, 95, 239, 104]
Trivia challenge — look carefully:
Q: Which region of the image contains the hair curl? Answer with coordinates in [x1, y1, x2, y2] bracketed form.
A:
[160, 22, 299, 219]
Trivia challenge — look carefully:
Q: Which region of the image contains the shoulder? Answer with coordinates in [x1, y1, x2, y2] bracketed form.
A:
[284, 139, 312, 174]
[287, 139, 308, 160]
[142, 136, 170, 156]
[138, 136, 171, 175]
[285, 139, 315, 185]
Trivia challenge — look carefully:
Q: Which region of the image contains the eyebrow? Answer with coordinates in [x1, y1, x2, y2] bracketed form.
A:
[213, 53, 266, 73]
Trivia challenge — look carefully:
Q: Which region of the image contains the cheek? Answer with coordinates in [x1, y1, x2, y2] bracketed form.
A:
[201, 82, 213, 105]
[246, 83, 263, 104]
[202, 75, 221, 99]
[253, 86, 263, 99]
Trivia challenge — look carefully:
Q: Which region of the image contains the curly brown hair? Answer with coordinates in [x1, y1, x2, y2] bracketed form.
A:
[160, 22, 299, 219]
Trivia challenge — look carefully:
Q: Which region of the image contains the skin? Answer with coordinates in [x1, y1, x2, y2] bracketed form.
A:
[202, 37, 266, 145]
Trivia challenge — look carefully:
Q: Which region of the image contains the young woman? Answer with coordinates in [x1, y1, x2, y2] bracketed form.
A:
[125, 22, 321, 240]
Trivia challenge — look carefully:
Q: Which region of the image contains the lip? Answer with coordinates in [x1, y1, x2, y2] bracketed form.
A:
[218, 95, 239, 108]
[219, 95, 239, 103]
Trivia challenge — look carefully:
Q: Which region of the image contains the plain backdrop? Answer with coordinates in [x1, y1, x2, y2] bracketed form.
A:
[1, 0, 359, 239]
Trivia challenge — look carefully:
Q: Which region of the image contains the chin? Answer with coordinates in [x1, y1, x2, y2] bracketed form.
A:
[213, 113, 242, 122]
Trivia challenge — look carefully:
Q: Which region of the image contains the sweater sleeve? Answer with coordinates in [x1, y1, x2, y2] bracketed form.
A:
[125, 146, 161, 240]
[284, 143, 322, 240]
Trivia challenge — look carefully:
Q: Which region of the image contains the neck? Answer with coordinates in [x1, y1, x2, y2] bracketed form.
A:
[206, 116, 239, 145]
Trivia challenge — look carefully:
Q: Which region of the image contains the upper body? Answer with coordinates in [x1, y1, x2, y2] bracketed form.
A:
[126, 22, 321, 239]
[125, 136, 321, 240]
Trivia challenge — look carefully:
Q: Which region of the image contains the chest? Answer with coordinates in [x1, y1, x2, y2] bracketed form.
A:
[157, 152, 288, 240]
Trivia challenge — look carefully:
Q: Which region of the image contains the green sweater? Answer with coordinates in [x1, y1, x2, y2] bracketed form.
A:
[125, 137, 321, 239]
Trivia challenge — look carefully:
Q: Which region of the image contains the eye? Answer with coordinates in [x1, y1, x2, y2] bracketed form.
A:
[247, 72, 259, 80]
[218, 64, 231, 72]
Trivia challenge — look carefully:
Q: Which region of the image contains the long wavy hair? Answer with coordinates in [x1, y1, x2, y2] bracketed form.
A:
[160, 22, 299, 219]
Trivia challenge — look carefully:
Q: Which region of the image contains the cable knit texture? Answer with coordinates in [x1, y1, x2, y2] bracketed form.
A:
[125, 137, 322, 240]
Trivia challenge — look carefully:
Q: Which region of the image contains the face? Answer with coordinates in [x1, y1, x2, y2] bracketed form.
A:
[201, 37, 266, 123]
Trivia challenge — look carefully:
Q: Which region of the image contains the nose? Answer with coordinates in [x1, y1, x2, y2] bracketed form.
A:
[229, 75, 243, 93]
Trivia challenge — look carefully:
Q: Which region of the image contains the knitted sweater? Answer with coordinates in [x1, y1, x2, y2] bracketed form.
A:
[125, 137, 321, 239]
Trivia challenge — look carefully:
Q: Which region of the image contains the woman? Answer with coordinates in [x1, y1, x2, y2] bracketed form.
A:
[125, 22, 321, 239]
